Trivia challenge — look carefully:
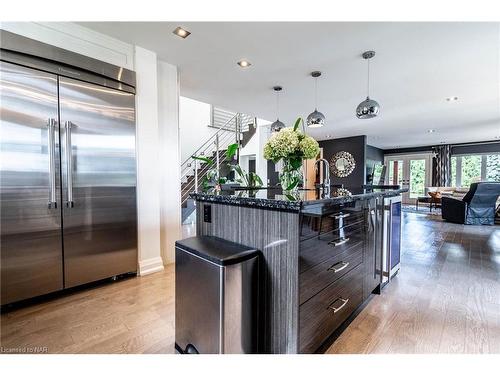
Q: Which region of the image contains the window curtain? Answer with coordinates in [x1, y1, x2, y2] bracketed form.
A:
[434, 145, 452, 187]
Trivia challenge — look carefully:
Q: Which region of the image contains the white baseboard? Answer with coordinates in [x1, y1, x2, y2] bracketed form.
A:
[139, 256, 165, 276]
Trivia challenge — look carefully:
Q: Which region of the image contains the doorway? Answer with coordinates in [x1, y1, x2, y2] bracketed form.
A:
[384, 153, 432, 204]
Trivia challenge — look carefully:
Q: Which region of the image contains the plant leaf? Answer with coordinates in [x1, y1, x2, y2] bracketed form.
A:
[250, 173, 263, 187]
[225, 143, 239, 159]
[192, 156, 214, 165]
[293, 117, 303, 132]
[285, 178, 300, 191]
[290, 157, 303, 170]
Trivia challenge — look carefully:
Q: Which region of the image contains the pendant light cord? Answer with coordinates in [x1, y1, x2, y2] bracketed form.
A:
[314, 77, 318, 110]
[366, 58, 370, 98]
[276, 90, 280, 119]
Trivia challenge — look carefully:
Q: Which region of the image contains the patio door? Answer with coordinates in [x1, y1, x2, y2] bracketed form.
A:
[384, 154, 432, 204]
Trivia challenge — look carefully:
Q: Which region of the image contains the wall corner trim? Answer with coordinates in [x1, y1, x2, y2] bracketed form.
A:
[139, 256, 165, 276]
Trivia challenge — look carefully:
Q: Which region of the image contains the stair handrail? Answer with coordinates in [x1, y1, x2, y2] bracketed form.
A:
[181, 112, 240, 169]
[180, 127, 236, 181]
[180, 112, 257, 211]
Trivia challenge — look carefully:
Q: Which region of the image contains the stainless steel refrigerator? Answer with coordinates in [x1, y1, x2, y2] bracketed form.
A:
[0, 31, 138, 305]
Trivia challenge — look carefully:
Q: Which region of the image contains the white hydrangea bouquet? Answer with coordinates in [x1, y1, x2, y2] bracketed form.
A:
[263, 118, 320, 191]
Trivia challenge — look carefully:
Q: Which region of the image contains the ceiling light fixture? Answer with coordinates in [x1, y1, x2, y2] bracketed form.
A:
[270, 86, 285, 132]
[446, 96, 459, 102]
[428, 129, 435, 133]
[173, 26, 191, 39]
[306, 71, 325, 128]
[356, 51, 380, 119]
[237, 60, 252, 68]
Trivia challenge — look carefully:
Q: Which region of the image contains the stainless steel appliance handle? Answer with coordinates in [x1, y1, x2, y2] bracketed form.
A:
[328, 297, 349, 314]
[329, 237, 350, 247]
[47, 118, 57, 208]
[65, 121, 74, 208]
[328, 261, 350, 273]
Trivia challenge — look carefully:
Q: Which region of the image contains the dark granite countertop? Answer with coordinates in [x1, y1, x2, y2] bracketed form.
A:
[191, 186, 408, 213]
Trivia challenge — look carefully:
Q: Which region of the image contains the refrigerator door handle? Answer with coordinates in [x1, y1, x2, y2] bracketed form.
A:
[65, 121, 74, 208]
[47, 118, 57, 209]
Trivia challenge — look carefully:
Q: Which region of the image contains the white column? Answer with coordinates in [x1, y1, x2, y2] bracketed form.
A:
[158, 60, 181, 264]
[134, 46, 164, 276]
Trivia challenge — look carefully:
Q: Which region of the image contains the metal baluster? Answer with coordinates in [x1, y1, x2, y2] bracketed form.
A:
[194, 158, 198, 193]
[215, 134, 220, 182]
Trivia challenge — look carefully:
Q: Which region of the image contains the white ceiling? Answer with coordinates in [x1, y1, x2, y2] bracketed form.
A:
[79, 22, 500, 149]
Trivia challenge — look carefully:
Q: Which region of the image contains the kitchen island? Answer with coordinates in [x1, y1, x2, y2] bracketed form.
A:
[191, 186, 406, 354]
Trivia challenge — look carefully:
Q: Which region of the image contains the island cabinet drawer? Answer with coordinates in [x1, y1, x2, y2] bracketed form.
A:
[299, 230, 364, 273]
[299, 264, 364, 354]
[299, 242, 363, 305]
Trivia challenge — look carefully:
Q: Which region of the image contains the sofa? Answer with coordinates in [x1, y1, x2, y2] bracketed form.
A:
[426, 186, 469, 200]
[441, 182, 500, 225]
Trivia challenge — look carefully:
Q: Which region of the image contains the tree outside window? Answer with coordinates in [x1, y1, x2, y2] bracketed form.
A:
[486, 154, 500, 181]
[461, 155, 482, 187]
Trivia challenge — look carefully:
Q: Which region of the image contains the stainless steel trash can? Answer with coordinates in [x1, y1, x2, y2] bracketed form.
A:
[175, 236, 260, 354]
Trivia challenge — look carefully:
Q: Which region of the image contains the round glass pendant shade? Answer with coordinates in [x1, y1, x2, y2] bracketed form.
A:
[270, 119, 285, 132]
[306, 109, 325, 128]
[356, 97, 380, 119]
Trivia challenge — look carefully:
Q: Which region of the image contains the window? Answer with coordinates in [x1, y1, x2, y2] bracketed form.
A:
[450, 153, 500, 187]
[409, 159, 425, 198]
[461, 155, 482, 187]
[486, 154, 500, 181]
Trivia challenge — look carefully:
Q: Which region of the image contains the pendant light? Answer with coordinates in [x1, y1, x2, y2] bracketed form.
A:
[306, 71, 325, 128]
[356, 50, 380, 119]
[270, 86, 285, 132]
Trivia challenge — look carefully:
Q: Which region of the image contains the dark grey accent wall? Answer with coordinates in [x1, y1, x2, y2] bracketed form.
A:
[366, 145, 385, 162]
[384, 145, 434, 155]
[267, 160, 279, 187]
[318, 135, 366, 187]
[365, 145, 385, 184]
[452, 142, 500, 155]
[384, 141, 500, 156]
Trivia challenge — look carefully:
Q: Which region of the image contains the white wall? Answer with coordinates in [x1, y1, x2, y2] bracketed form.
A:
[179, 97, 211, 162]
[1, 22, 180, 274]
[158, 61, 181, 264]
[0, 22, 134, 69]
[179, 97, 235, 163]
[134, 46, 164, 275]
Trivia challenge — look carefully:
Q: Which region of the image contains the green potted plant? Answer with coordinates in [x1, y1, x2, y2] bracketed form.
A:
[263, 118, 320, 193]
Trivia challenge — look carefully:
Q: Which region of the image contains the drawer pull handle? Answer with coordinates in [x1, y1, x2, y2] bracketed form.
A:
[329, 237, 350, 246]
[328, 298, 349, 314]
[328, 261, 350, 273]
[332, 213, 350, 220]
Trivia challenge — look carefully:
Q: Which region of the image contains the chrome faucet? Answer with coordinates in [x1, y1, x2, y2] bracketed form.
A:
[315, 158, 331, 189]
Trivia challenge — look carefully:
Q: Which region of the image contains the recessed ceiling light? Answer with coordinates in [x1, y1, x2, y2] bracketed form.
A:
[445, 96, 458, 102]
[173, 27, 191, 39]
[237, 60, 252, 68]
[427, 129, 436, 133]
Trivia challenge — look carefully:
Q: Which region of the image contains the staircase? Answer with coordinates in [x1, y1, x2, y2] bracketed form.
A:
[181, 110, 256, 223]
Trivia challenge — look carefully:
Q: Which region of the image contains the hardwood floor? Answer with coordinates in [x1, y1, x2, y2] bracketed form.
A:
[326, 212, 500, 354]
[0, 265, 175, 354]
[1, 213, 499, 354]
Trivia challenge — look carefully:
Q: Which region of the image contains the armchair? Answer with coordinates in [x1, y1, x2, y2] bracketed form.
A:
[442, 182, 500, 225]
